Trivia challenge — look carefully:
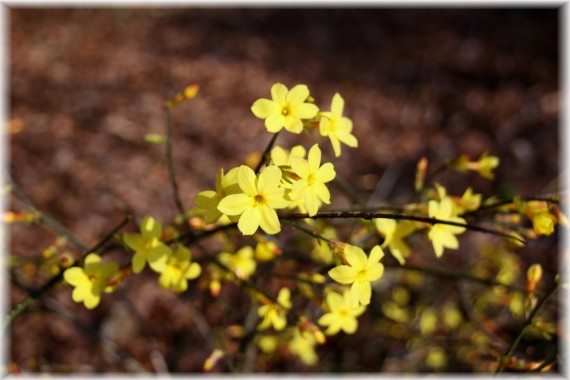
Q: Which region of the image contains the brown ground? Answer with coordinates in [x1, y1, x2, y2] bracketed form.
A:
[8, 8, 560, 373]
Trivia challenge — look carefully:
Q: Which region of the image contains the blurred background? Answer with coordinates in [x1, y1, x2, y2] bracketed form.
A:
[9, 7, 560, 373]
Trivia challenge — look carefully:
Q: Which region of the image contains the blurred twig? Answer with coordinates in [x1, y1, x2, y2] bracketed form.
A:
[163, 108, 186, 216]
[495, 280, 559, 374]
[4, 201, 130, 331]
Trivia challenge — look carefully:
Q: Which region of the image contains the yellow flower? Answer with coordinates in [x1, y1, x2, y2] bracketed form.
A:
[218, 165, 290, 235]
[254, 238, 282, 262]
[311, 226, 337, 264]
[63, 253, 120, 309]
[194, 167, 240, 224]
[318, 290, 366, 335]
[251, 83, 319, 134]
[374, 219, 415, 265]
[258, 288, 291, 331]
[123, 216, 171, 273]
[288, 328, 319, 365]
[270, 145, 306, 190]
[328, 245, 385, 308]
[531, 211, 556, 236]
[158, 245, 201, 292]
[319, 93, 358, 157]
[427, 197, 466, 257]
[289, 144, 336, 216]
[219, 246, 257, 280]
[452, 152, 500, 180]
[455, 187, 482, 214]
[270, 145, 307, 167]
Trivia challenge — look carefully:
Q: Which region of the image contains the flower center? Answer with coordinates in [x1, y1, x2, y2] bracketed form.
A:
[356, 270, 368, 281]
[281, 107, 290, 116]
[254, 194, 265, 205]
[307, 174, 316, 185]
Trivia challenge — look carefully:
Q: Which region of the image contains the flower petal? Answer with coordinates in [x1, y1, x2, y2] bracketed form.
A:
[283, 116, 303, 133]
[132, 251, 146, 274]
[290, 156, 309, 179]
[271, 83, 288, 104]
[258, 205, 281, 234]
[368, 245, 385, 264]
[342, 315, 358, 334]
[238, 165, 257, 196]
[63, 267, 87, 286]
[265, 113, 285, 133]
[238, 207, 261, 235]
[343, 245, 367, 270]
[218, 194, 252, 216]
[141, 216, 161, 240]
[123, 233, 143, 251]
[251, 98, 277, 119]
[326, 292, 342, 311]
[328, 265, 356, 284]
[316, 162, 336, 183]
[313, 183, 331, 205]
[185, 262, 202, 279]
[352, 280, 372, 307]
[307, 144, 321, 174]
[194, 190, 220, 208]
[258, 166, 282, 194]
[292, 103, 319, 119]
[365, 262, 384, 282]
[303, 188, 320, 216]
[331, 93, 345, 116]
[286, 84, 310, 105]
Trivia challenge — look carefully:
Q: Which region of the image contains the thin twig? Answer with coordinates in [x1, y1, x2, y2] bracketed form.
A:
[254, 131, 280, 174]
[283, 219, 527, 293]
[495, 281, 559, 374]
[4, 216, 131, 331]
[7, 173, 88, 251]
[163, 107, 186, 215]
[280, 210, 525, 244]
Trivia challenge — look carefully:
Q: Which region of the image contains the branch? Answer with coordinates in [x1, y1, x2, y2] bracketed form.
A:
[7, 173, 89, 251]
[254, 131, 280, 174]
[495, 281, 559, 374]
[280, 210, 525, 244]
[163, 107, 186, 215]
[4, 215, 131, 331]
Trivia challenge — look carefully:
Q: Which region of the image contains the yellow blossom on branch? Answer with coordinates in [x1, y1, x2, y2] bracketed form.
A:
[289, 144, 336, 216]
[251, 83, 319, 134]
[194, 167, 241, 224]
[123, 216, 171, 273]
[258, 288, 291, 331]
[318, 93, 358, 157]
[219, 245, 257, 280]
[158, 245, 201, 292]
[328, 245, 385, 308]
[449, 152, 500, 180]
[374, 219, 415, 265]
[427, 197, 466, 257]
[63, 253, 120, 309]
[318, 290, 366, 335]
[288, 327, 319, 365]
[217, 165, 290, 235]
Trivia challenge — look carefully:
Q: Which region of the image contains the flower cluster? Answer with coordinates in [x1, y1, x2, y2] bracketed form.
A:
[196, 144, 337, 235]
[48, 81, 563, 372]
[63, 216, 201, 308]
